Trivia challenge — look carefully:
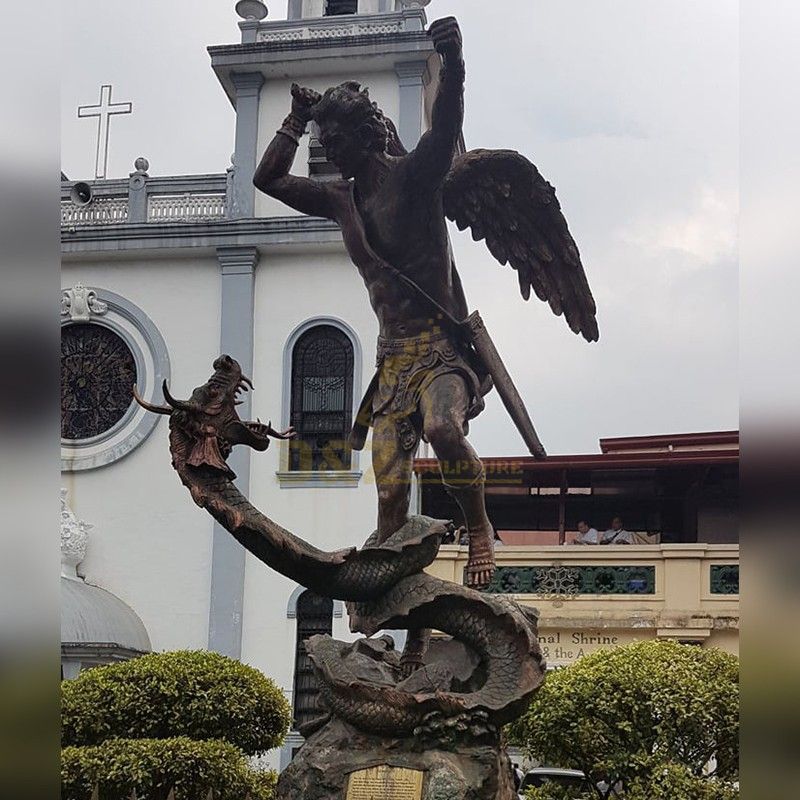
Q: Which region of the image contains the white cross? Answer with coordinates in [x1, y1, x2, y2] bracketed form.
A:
[77, 85, 132, 179]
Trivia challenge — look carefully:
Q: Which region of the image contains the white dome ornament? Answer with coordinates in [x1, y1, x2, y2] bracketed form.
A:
[60, 488, 92, 580]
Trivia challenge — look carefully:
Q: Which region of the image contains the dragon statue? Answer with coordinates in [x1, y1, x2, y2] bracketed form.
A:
[135, 354, 545, 798]
[133, 15, 605, 797]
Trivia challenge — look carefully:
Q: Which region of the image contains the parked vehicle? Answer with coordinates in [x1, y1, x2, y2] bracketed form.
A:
[519, 767, 590, 795]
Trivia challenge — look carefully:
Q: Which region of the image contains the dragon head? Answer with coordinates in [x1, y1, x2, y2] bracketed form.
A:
[134, 354, 293, 480]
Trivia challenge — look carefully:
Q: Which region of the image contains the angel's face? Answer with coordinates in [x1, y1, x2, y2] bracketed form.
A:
[318, 121, 367, 179]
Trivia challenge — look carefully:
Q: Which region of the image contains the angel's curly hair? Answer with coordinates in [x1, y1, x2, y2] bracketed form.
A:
[311, 81, 389, 154]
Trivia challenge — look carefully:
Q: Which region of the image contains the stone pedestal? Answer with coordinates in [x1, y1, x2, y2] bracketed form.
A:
[276, 716, 518, 800]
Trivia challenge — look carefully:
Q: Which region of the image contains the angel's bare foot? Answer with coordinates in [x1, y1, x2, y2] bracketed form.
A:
[465, 525, 496, 590]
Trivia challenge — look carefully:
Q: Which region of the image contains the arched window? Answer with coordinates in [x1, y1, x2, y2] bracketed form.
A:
[290, 325, 354, 471]
[293, 590, 333, 730]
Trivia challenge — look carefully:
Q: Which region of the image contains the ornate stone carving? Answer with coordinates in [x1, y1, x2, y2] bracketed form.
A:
[482, 564, 656, 596]
[61, 283, 108, 322]
[710, 564, 739, 595]
[60, 488, 92, 579]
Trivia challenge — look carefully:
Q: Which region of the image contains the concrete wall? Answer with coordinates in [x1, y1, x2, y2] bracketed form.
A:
[239, 247, 380, 699]
[61, 257, 221, 652]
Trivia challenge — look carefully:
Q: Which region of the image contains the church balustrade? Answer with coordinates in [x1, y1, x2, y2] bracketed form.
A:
[251, 7, 425, 45]
[61, 196, 129, 226]
[61, 172, 229, 227]
[147, 193, 227, 223]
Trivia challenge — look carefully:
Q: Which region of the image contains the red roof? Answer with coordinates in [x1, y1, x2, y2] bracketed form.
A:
[413, 431, 739, 475]
[599, 430, 739, 453]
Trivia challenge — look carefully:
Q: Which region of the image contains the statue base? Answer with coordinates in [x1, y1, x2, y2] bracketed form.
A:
[275, 716, 518, 800]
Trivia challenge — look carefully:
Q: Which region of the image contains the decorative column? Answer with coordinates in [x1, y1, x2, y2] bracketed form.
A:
[127, 157, 149, 223]
[230, 72, 265, 219]
[395, 61, 427, 149]
[207, 246, 259, 658]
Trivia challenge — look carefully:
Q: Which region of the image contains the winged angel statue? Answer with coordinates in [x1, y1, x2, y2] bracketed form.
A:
[254, 16, 598, 665]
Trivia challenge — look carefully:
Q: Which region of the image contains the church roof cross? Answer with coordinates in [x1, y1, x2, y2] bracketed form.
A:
[78, 85, 133, 180]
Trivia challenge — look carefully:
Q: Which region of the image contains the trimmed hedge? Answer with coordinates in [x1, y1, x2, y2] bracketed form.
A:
[61, 737, 277, 800]
[510, 640, 739, 799]
[61, 651, 291, 755]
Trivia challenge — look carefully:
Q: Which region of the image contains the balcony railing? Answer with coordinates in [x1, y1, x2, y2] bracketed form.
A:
[241, 7, 428, 45]
[429, 543, 739, 608]
[147, 193, 226, 223]
[426, 544, 739, 660]
[480, 564, 657, 596]
[61, 196, 128, 226]
[61, 173, 229, 229]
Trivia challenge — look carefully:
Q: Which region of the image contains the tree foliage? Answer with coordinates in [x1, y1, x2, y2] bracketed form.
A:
[61, 737, 277, 800]
[61, 650, 291, 755]
[509, 640, 739, 799]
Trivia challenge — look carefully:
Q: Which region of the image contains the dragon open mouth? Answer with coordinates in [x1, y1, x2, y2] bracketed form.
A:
[223, 418, 273, 452]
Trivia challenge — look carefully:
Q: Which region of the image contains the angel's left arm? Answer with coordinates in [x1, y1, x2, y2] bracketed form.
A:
[406, 17, 465, 187]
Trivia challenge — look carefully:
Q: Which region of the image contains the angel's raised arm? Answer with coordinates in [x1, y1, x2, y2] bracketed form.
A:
[406, 17, 465, 187]
[253, 85, 338, 221]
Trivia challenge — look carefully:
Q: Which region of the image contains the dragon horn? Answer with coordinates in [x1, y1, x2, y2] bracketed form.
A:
[162, 380, 195, 411]
[132, 384, 171, 415]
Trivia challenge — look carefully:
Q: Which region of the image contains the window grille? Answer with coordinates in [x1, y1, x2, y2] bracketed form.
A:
[290, 325, 354, 471]
[61, 323, 137, 440]
[292, 591, 334, 730]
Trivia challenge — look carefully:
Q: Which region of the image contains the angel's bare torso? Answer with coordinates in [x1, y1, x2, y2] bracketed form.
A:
[339, 159, 467, 339]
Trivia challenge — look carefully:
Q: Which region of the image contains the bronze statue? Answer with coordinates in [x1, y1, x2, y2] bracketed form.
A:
[253, 15, 597, 678]
[135, 355, 545, 799]
[253, 16, 597, 592]
[137, 16, 598, 797]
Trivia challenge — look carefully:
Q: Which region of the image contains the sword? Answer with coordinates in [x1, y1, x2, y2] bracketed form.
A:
[464, 310, 547, 459]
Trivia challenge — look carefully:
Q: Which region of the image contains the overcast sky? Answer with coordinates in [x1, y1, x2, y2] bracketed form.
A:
[61, 0, 739, 456]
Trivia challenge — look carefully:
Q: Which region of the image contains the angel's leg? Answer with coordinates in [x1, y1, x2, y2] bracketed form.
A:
[371, 412, 428, 678]
[421, 373, 495, 589]
[371, 412, 414, 544]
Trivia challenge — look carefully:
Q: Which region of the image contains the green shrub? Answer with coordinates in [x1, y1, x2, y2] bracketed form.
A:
[61, 737, 277, 800]
[624, 763, 739, 800]
[522, 766, 740, 800]
[61, 650, 291, 755]
[510, 640, 739, 799]
[523, 785, 586, 800]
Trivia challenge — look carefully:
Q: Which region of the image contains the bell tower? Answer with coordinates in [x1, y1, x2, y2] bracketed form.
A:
[215, 0, 437, 219]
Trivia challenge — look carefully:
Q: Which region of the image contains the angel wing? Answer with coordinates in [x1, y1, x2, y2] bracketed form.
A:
[442, 149, 599, 342]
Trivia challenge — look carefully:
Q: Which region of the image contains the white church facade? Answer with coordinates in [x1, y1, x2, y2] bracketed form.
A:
[61, 0, 438, 769]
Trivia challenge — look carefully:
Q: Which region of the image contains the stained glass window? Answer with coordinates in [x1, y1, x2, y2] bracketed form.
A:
[290, 325, 354, 471]
[293, 590, 333, 730]
[61, 323, 137, 440]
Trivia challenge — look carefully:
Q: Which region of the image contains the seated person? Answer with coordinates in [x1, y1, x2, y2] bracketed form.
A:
[574, 520, 601, 544]
[601, 515, 635, 545]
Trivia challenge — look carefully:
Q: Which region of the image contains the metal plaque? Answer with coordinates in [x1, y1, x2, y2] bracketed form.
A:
[345, 765, 424, 800]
